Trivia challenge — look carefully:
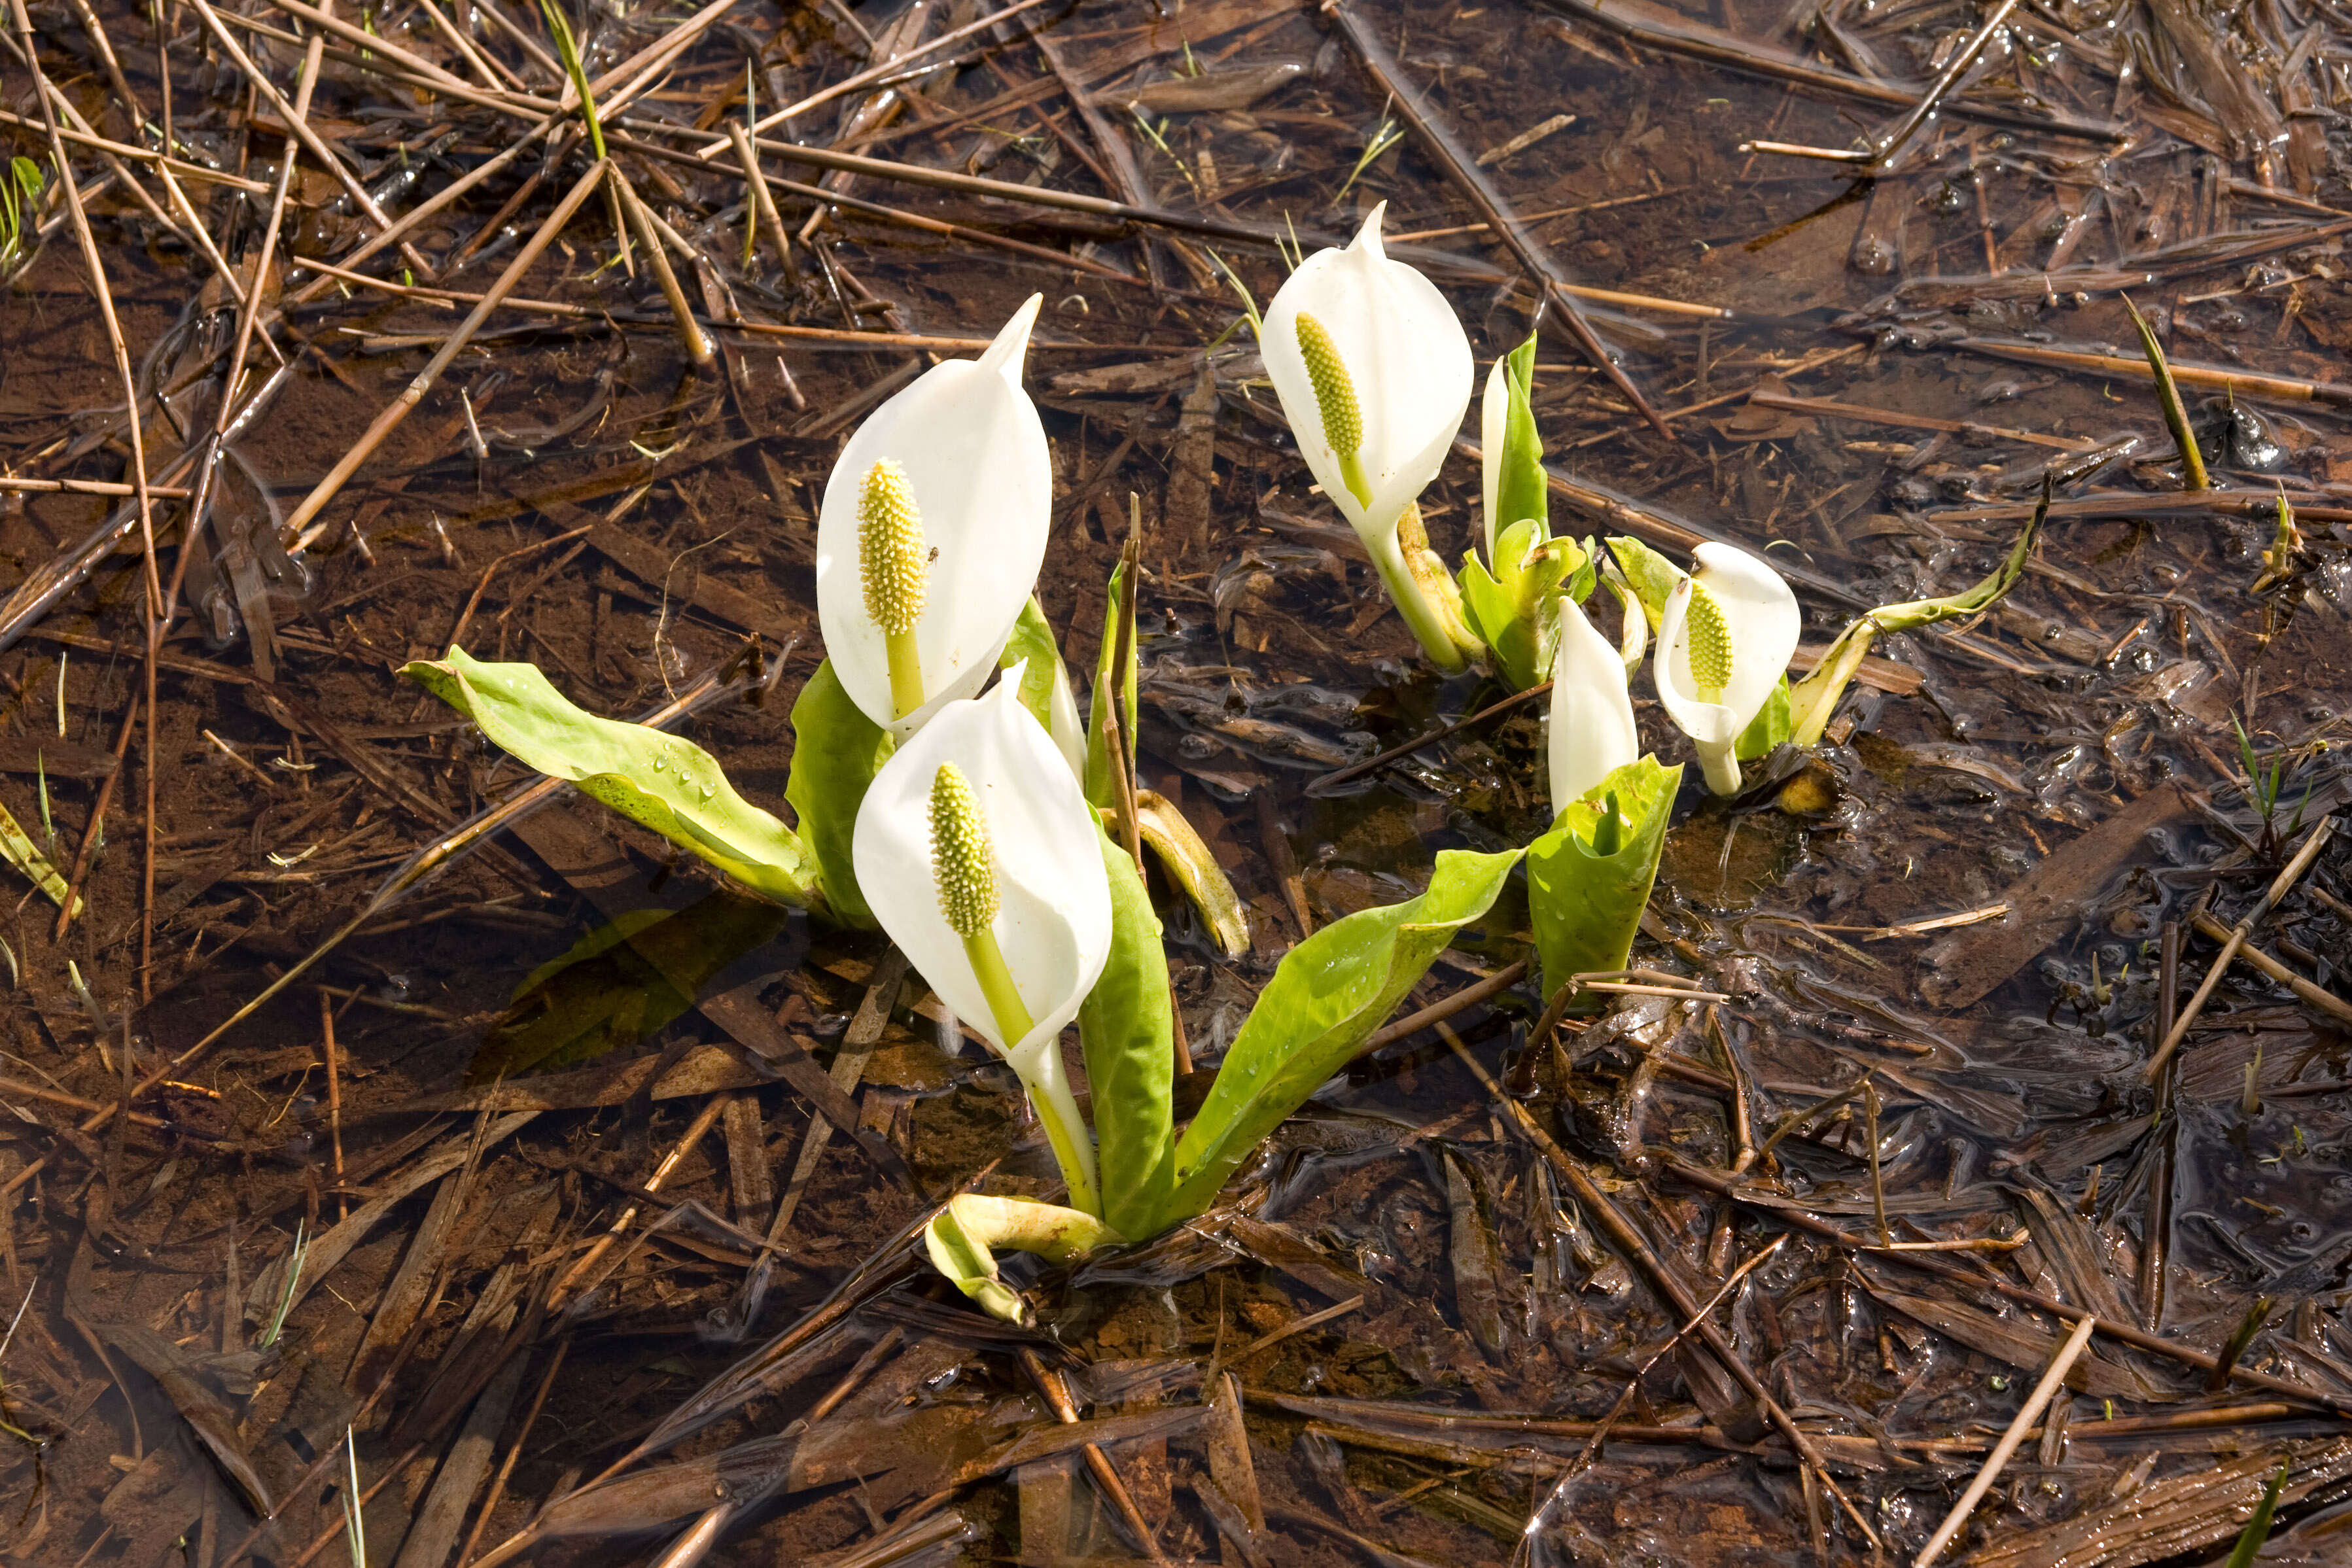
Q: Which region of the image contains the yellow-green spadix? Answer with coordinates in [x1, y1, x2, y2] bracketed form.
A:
[816, 295, 1049, 737]
[851, 666, 1112, 1213]
[1655, 542, 1800, 797]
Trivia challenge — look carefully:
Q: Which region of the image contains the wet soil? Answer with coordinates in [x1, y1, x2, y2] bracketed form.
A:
[5, 0, 2352, 1564]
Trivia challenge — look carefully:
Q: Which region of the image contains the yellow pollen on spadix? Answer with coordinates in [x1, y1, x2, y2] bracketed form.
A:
[1685, 584, 1734, 705]
[857, 459, 926, 637]
[928, 763, 998, 940]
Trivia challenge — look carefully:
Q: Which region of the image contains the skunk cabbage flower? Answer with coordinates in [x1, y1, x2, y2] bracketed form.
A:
[816, 296, 1049, 736]
[1480, 356, 1511, 563]
[1263, 204, 1474, 671]
[1547, 596, 1640, 809]
[1655, 543, 1800, 796]
[852, 667, 1110, 1213]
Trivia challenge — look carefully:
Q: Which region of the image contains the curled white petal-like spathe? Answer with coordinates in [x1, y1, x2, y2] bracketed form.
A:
[815, 296, 1049, 735]
[1261, 203, 1473, 549]
[1653, 542, 1799, 744]
[1692, 542, 1800, 733]
[1655, 578, 1736, 748]
[1548, 596, 1641, 809]
[1480, 357, 1509, 563]
[851, 665, 1113, 1077]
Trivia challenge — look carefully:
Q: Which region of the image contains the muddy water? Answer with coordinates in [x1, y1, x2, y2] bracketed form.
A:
[3, 0, 2352, 1561]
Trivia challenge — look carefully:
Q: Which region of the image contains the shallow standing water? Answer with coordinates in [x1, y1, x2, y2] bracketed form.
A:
[4, 0, 2352, 1563]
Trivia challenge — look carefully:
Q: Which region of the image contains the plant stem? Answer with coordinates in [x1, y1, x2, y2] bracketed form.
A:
[964, 926, 1100, 1216]
[1368, 536, 1468, 674]
[885, 626, 922, 718]
[1694, 736, 1743, 796]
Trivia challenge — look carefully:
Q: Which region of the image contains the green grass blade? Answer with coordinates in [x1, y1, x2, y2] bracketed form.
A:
[2123, 294, 2209, 491]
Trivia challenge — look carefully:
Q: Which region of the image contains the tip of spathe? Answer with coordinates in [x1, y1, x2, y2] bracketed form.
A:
[1350, 201, 1389, 261]
[977, 294, 1044, 386]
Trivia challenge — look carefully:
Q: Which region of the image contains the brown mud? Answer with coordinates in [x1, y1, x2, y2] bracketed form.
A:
[4, 0, 2352, 1563]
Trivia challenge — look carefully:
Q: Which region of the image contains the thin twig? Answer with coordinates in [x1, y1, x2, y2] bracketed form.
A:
[2145, 816, 2336, 1079]
[1913, 1314, 2098, 1567]
[283, 158, 611, 551]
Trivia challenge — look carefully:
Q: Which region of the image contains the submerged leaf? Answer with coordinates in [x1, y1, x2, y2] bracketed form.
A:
[1528, 756, 1681, 1001]
[1163, 848, 1522, 1229]
[786, 659, 893, 928]
[407, 647, 824, 913]
[469, 891, 790, 1083]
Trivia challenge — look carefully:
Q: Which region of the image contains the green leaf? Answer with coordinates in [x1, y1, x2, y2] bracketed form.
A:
[0, 795, 76, 916]
[1606, 536, 1687, 633]
[406, 646, 824, 912]
[1079, 830, 1175, 1242]
[1493, 332, 1549, 540]
[2124, 294, 2209, 493]
[2222, 1458, 2289, 1568]
[10, 156, 40, 200]
[1460, 521, 1585, 691]
[1000, 595, 1067, 740]
[1787, 498, 2042, 746]
[1735, 676, 1791, 761]
[1527, 756, 1681, 1002]
[785, 660, 892, 929]
[1161, 848, 1523, 1228]
[468, 890, 791, 1083]
[1083, 557, 1139, 811]
[923, 1194, 1123, 1325]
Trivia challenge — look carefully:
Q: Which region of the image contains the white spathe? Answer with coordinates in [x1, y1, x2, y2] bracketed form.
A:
[1479, 355, 1509, 563]
[816, 296, 1049, 737]
[1263, 203, 1473, 559]
[852, 667, 1110, 1192]
[1547, 595, 1640, 809]
[1654, 542, 1800, 795]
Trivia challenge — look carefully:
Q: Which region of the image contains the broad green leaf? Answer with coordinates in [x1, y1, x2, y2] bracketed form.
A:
[1079, 830, 1174, 1241]
[1606, 535, 1687, 633]
[1735, 676, 1791, 761]
[1161, 848, 1523, 1228]
[1460, 521, 1585, 691]
[468, 891, 790, 1083]
[406, 646, 823, 912]
[923, 1193, 1122, 1325]
[1528, 756, 1681, 1003]
[786, 659, 891, 928]
[1083, 557, 1139, 811]
[1001, 595, 1083, 776]
[1493, 332, 1549, 540]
